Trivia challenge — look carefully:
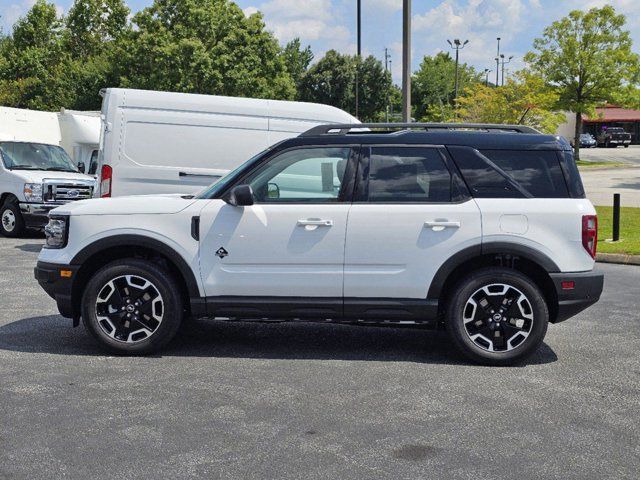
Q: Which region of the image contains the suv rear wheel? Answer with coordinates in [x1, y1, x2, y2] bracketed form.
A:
[81, 259, 183, 354]
[446, 268, 549, 366]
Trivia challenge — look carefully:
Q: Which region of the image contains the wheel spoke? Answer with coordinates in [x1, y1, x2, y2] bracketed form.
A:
[94, 274, 164, 344]
[463, 282, 534, 353]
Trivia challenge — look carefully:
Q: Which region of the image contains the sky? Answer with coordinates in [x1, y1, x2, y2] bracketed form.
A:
[1, 0, 640, 84]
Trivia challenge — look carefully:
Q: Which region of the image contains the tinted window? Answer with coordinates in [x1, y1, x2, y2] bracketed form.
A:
[448, 146, 524, 198]
[481, 150, 568, 198]
[365, 147, 451, 203]
[244, 147, 351, 203]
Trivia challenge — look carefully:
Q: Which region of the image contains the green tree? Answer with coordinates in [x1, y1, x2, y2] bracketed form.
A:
[456, 71, 565, 134]
[412, 52, 481, 121]
[525, 5, 640, 160]
[0, 0, 70, 109]
[298, 50, 391, 121]
[283, 38, 313, 98]
[115, 0, 295, 99]
[65, 0, 129, 58]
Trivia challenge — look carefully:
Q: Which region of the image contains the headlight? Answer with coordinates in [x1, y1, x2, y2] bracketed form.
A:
[44, 216, 69, 249]
[24, 183, 43, 202]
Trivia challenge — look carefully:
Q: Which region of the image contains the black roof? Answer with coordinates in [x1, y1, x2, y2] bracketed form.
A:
[290, 123, 570, 151]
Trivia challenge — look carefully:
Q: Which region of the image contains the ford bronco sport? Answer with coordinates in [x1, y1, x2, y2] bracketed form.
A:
[35, 123, 603, 365]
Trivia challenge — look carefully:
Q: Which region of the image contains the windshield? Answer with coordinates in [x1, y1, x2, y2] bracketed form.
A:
[0, 142, 79, 172]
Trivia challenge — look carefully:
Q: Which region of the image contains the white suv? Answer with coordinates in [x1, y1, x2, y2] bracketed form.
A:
[35, 123, 604, 365]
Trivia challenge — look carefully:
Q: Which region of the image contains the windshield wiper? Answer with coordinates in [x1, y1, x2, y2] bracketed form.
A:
[9, 165, 40, 170]
[44, 167, 78, 172]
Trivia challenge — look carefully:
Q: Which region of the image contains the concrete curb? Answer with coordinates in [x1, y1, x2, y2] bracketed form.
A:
[596, 253, 640, 265]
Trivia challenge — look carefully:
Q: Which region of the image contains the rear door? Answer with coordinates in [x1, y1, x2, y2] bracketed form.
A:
[344, 145, 482, 304]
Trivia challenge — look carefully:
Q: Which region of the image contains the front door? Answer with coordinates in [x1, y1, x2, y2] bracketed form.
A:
[199, 146, 356, 310]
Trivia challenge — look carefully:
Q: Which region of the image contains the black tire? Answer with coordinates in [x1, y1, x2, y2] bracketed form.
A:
[0, 199, 25, 237]
[624, 144, 629, 148]
[446, 268, 549, 366]
[81, 258, 183, 354]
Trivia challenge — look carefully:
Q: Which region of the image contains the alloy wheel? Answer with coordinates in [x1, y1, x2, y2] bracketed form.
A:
[95, 275, 164, 343]
[462, 283, 534, 352]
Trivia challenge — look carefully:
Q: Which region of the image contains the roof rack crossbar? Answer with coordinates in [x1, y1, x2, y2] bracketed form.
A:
[301, 122, 541, 137]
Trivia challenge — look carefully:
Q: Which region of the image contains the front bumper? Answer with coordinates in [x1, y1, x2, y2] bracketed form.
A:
[19, 203, 64, 228]
[34, 261, 79, 319]
[550, 270, 604, 323]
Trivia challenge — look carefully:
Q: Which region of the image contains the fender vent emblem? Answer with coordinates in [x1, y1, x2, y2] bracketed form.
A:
[215, 247, 229, 259]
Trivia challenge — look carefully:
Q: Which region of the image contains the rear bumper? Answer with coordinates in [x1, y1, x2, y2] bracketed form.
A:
[550, 270, 604, 323]
[34, 261, 79, 318]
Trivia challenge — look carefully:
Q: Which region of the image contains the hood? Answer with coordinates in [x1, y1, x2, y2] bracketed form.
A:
[6, 169, 95, 184]
[51, 194, 200, 216]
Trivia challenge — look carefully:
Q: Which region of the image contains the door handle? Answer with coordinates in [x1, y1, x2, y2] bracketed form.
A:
[297, 219, 333, 227]
[424, 221, 460, 231]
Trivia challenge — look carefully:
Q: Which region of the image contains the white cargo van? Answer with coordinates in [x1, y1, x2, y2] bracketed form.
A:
[58, 109, 101, 174]
[0, 107, 96, 237]
[97, 88, 359, 197]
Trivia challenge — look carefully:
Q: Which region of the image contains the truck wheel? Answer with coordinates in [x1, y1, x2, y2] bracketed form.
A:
[446, 268, 549, 366]
[624, 144, 629, 148]
[0, 200, 25, 237]
[81, 258, 183, 354]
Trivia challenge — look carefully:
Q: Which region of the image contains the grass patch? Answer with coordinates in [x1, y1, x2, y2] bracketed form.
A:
[576, 160, 628, 168]
[595, 206, 640, 255]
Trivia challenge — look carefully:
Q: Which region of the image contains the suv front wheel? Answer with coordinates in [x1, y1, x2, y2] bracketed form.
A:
[81, 259, 183, 354]
[446, 268, 549, 366]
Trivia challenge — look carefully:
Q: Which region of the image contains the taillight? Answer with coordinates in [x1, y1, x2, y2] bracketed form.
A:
[582, 215, 597, 259]
[100, 165, 112, 198]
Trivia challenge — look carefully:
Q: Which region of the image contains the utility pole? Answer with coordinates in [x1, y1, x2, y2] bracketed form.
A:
[402, 0, 411, 122]
[447, 38, 469, 101]
[355, 0, 361, 119]
[495, 37, 501, 87]
[500, 54, 513, 86]
[484, 68, 491, 87]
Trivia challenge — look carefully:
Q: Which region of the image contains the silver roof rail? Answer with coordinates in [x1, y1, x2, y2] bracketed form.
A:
[301, 122, 541, 137]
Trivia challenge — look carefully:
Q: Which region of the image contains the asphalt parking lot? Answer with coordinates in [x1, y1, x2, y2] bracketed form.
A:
[1, 236, 639, 480]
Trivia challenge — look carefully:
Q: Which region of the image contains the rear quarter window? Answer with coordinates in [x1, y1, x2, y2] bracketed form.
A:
[481, 150, 569, 198]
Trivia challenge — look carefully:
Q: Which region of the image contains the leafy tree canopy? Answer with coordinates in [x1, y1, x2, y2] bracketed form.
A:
[298, 49, 392, 121]
[412, 52, 482, 121]
[456, 71, 565, 134]
[116, 0, 295, 99]
[525, 5, 640, 158]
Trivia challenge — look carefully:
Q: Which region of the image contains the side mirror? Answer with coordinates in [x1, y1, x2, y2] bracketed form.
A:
[267, 182, 280, 199]
[225, 184, 254, 207]
[77, 161, 85, 173]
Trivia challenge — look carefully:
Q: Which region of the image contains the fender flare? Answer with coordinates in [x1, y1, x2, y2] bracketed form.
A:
[427, 242, 560, 300]
[70, 234, 200, 297]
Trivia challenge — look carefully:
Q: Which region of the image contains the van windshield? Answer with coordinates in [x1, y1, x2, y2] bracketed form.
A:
[0, 142, 79, 173]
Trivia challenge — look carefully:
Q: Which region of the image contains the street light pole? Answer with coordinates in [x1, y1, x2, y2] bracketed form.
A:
[484, 68, 491, 87]
[402, 0, 411, 122]
[495, 37, 501, 87]
[500, 54, 513, 86]
[447, 38, 469, 101]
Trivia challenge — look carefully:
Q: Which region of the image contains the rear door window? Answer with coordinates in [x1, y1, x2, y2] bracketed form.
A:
[362, 146, 452, 203]
[481, 150, 569, 198]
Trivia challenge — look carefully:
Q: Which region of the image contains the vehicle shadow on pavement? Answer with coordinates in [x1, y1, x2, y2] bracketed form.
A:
[14, 243, 44, 253]
[0, 315, 558, 366]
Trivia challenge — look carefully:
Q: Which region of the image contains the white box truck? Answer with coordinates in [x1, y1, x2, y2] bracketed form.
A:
[0, 107, 97, 237]
[97, 88, 359, 197]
